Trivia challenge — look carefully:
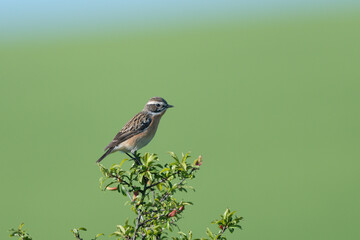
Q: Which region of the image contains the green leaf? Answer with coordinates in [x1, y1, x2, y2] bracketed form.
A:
[189, 231, 193, 240]
[168, 152, 179, 162]
[138, 172, 145, 183]
[119, 158, 128, 168]
[110, 231, 121, 236]
[147, 171, 153, 181]
[160, 167, 170, 173]
[181, 161, 187, 170]
[117, 225, 126, 234]
[182, 152, 190, 163]
[18, 223, 24, 230]
[95, 233, 104, 239]
[206, 228, 214, 239]
[223, 208, 231, 220]
[98, 164, 109, 176]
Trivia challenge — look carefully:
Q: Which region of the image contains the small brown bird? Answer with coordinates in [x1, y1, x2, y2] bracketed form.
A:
[97, 97, 173, 164]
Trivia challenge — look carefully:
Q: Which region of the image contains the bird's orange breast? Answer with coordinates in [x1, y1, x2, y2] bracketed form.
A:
[115, 112, 165, 153]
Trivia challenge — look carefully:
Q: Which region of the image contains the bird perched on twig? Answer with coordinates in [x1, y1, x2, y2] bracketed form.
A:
[97, 97, 174, 164]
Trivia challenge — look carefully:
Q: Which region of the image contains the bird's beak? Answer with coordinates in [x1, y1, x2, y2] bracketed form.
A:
[167, 104, 174, 108]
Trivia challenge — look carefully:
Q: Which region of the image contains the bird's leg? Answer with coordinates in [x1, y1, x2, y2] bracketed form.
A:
[126, 152, 142, 166]
[125, 152, 134, 160]
[132, 151, 142, 166]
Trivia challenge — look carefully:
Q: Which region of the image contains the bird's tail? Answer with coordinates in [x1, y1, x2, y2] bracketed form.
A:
[96, 148, 113, 163]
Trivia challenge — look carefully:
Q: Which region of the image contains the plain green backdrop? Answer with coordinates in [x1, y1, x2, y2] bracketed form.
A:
[1, 11, 360, 240]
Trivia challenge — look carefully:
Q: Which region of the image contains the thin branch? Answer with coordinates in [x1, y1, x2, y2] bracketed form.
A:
[122, 186, 133, 202]
[132, 211, 142, 240]
[158, 168, 197, 203]
[215, 226, 228, 240]
[152, 190, 156, 206]
[146, 170, 183, 189]
[147, 178, 167, 189]
[73, 232, 83, 240]
[132, 179, 148, 239]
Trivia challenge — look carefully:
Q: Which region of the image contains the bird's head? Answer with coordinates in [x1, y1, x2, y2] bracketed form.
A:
[144, 97, 174, 115]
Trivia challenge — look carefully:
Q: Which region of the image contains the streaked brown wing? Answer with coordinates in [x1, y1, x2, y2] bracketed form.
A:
[104, 111, 152, 151]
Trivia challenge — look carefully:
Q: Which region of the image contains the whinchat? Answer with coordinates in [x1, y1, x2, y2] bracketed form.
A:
[97, 97, 173, 164]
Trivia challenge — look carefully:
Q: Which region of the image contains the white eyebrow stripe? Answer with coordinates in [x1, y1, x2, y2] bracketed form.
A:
[146, 101, 163, 105]
[149, 111, 163, 115]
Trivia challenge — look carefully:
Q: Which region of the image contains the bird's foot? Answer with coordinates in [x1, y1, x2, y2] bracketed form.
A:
[125, 152, 142, 166]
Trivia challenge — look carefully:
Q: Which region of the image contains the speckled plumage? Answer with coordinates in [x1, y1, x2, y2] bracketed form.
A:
[97, 97, 173, 163]
[104, 111, 152, 151]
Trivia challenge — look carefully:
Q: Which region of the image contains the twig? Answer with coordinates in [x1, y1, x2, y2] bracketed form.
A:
[215, 226, 227, 240]
[152, 190, 156, 206]
[73, 232, 83, 240]
[139, 212, 167, 228]
[159, 168, 197, 203]
[122, 186, 133, 202]
[147, 178, 167, 189]
[132, 211, 142, 240]
[132, 179, 148, 239]
[146, 170, 182, 189]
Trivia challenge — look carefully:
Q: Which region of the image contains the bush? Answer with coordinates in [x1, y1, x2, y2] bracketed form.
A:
[10, 152, 243, 240]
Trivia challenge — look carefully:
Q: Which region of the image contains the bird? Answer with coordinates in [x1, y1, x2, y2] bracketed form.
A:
[97, 97, 174, 164]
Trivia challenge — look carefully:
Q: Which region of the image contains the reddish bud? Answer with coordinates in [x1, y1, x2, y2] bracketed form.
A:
[195, 155, 203, 166]
[219, 225, 224, 230]
[132, 191, 140, 200]
[106, 186, 118, 191]
[168, 209, 177, 217]
[178, 206, 185, 212]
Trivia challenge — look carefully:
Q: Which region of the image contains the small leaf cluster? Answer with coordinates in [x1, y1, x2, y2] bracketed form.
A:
[71, 227, 104, 240]
[207, 208, 243, 240]
[99, 152, 202, 239]
[9, 223, 32, 240]
[173, 209, 243, 240]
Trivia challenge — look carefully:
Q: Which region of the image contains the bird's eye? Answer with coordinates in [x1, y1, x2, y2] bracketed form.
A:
[156, 104, 161, 107]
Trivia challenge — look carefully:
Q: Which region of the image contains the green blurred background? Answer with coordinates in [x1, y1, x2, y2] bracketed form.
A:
[1, 1, 360, 239]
